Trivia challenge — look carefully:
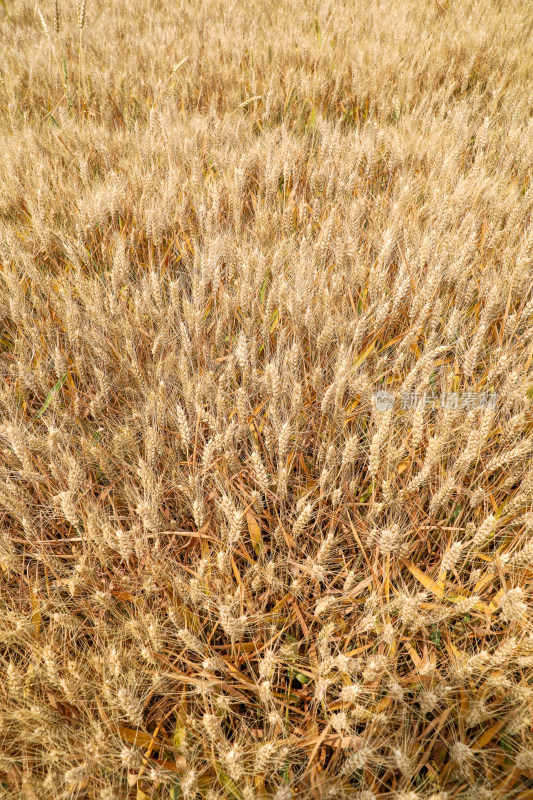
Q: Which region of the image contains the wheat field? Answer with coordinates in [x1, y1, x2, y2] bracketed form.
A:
[0, 0, 533, 797]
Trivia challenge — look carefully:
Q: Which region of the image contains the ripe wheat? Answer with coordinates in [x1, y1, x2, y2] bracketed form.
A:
[0, 0, 533, 797]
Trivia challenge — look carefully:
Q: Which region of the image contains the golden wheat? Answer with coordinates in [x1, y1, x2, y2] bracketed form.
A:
[0, 0, 533, 797]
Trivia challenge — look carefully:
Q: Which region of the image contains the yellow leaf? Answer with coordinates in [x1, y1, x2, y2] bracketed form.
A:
[269, 309, 279, 333]
[118, 727, 154, 748]
[378, 333, 405, 351]
[246, 513, 262, 556]
[353, 338, 377, 370]
[474, 719, 505, 748]
[344, 397, 362, 417]
[402, 560, 444, 598]
[445, 640, 468, 662]
[474, 573, 494, 593]
[172, 695, 187, 748]
[405, 641, 422, 668]
[487, 587, 505, 614]
[447, 593, 491, 615]
[200, 536, 210, 561]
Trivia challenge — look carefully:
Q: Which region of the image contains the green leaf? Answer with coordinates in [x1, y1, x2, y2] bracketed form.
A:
[450, 502, 463, 522]
[430, 628, 441, 648]
[170, 781, 183, 800]
[499, 735, 513, 753]
[171, 697, 187, 748]
[0, 0, 10, 21]
[259, 270, 270, 304]
[295, 672, 309, 684]
[314, 17, 322, 46]
[215, 767, 244, 800]
[171, 721, 186, 749]
[35, 373, 68, 420]
[359, 481, 374, 502]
